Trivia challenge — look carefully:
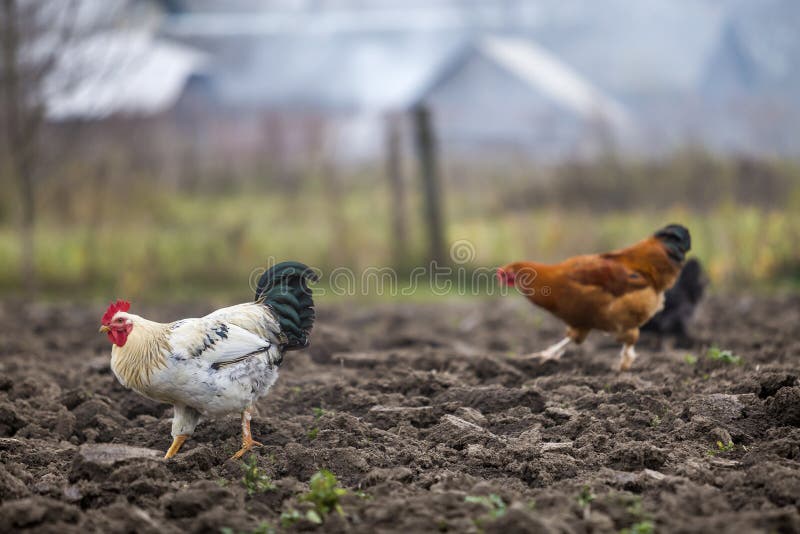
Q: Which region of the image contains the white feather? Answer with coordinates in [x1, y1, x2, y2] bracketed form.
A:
[169, 319, 271, 367]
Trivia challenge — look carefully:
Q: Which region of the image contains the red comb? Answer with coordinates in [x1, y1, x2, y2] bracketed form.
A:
[101, 300, 130, 324]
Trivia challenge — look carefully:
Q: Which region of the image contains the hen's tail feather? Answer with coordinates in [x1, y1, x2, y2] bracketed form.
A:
[255, 261, 317, 350]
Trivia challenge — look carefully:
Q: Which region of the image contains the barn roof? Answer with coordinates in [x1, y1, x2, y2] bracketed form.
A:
[413, 36, 631, 128]
[45, 30, 206, 120]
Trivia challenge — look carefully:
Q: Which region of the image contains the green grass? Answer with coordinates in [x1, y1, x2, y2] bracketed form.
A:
[1, 186, 799, 301]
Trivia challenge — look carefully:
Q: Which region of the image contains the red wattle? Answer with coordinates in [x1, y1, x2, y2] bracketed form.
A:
[109, 328, 130, 347]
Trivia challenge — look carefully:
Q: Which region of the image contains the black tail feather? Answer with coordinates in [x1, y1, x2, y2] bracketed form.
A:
[642, 258, 706, 344]
[255, 261, 317, 350]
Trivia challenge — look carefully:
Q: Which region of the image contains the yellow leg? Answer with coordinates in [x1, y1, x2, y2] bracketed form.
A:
[164, 434, 188, 459]
[231, 408, 263, 460]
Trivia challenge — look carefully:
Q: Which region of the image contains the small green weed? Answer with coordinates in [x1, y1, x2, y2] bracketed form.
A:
[577, 485, 595, 508]
[649, 415, 661, 427]
[626, 496, 645, 519]
[355, 489, 372, 500]
[301, 469, 347, 517]
[279, 470, 347, 527]
[464, 494, 507, 520]
[307, 406, 325, 440]
[280, 509, 322, 527]
[706, 346, 743, 365]
[620, 520, 655, 534]
[220, 523, 276, 534]
[241, 455, 276, 495]
[618, 496, 654, 534]
[707, 440, 735, 456]
[683, 354, 698, 365]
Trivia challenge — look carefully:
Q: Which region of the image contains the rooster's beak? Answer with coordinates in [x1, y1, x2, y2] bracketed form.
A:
[99, 325, 110, 333]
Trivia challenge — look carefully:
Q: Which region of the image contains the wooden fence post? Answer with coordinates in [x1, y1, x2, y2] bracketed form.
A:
[412, 105, 446, 266]
[385, 113, 409, 269]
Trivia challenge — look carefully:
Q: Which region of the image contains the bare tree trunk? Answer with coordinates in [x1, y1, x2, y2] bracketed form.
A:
[320, 160, 352, 267]
[412, 105, 446, 266]
[1, 0, 38, 295]
[18, 154, 36, 294]
[384, 113, 409, 269]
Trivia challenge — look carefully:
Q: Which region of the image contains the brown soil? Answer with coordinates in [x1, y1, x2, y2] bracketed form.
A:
[1, 295, 799, 533]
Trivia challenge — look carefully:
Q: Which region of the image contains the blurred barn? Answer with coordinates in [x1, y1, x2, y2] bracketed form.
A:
[43, 0, 800, 167]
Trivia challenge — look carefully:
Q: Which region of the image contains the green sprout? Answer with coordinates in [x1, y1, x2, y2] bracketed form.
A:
[280, 509, 321, 527]
[626, 496, 645, 519]
[621, 521, 655, 534]
[683, 354, 698, 365]
[577, 485, 596, 508]
[241, 455, 276, 495]
[706, 346, 742, 365]
[464, 494, 507, 520]
[300, 469, 347, 518]
[649, 415, 661, 427]
[220, 523, 275, 534]
[618, 495, 654, 534]
[307, 406, 325, 440]
[278, 470, 348, 527]
[707, 440, 735, 456]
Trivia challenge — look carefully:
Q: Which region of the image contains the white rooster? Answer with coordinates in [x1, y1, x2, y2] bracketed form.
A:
[99, 262, 317, 459]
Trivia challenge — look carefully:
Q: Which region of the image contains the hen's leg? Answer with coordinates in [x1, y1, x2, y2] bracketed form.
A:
[617, 328, 640, 371]
[522, 336, 571, 361]
[231, 407, 263, 460]
[522, 327, 588, 361]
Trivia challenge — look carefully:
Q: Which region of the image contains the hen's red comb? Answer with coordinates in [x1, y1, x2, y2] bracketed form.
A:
[101, 300, 130, 324]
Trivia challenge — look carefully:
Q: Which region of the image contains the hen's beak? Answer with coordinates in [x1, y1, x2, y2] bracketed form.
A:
[99, 325, 110, 333]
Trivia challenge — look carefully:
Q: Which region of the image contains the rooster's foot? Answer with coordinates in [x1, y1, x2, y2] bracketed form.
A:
[164, 434, 189, 459]
[231, 407, 263, 459]
[231, 438, 263, 460]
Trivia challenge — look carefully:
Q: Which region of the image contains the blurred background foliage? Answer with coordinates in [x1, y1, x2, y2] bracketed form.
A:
[1, 146, 798, 300]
